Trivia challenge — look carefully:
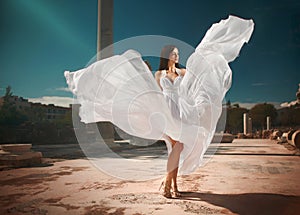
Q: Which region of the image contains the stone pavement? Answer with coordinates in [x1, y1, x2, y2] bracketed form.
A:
[0, 139, 299, 215]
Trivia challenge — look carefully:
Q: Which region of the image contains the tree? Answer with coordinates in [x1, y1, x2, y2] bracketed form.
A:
[0, 86, 28, 126]
[4, 85, 13, 99]
[225, 106, 248, 134]
[249, 103, 277, 130]
[29, 105, 46, 122]
[55, 110, 72, 127]
[226, 100, 231, 108]
[277, 107, 300, 127]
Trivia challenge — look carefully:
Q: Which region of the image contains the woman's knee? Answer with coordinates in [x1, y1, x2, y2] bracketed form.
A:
[176, 142, 184, 152]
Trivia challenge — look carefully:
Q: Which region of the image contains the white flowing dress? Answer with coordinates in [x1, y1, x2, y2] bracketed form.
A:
[65, 15, 254, 174]
[160, 68, 182, 120]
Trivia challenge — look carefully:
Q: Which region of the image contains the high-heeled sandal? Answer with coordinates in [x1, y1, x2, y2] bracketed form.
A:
[159, 180, 172, 198]
[173, 183, 182, 198]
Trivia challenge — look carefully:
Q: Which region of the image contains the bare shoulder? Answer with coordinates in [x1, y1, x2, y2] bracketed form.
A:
[155, 70, 162, 79]
[180, 68, 186, 76]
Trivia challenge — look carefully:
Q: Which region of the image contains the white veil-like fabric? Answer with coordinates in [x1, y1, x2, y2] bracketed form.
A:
[65, 15, 254, 174]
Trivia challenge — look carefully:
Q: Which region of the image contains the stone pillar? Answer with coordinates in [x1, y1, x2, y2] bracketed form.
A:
[248, 117, 252, 134]
[243, 113, 249, 135]
[96, 0, 115, 144]
[97, 0, 114, 60]
[266, 116, 271, 130]
[296, 83, 300, 103]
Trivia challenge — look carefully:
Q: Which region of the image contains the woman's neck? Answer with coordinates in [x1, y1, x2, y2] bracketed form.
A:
[167, 62, 176, 72]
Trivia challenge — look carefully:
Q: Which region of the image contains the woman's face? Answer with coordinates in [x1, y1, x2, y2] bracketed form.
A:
[168, 48, 179, 64]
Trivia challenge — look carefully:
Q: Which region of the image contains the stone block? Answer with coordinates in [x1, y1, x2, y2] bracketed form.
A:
[212, 133, 234, 143]
[0, 144, 43, 168]
[0, 151, 42, 167]
[292, 130, 300, 149]
[0, 144, 32, 153]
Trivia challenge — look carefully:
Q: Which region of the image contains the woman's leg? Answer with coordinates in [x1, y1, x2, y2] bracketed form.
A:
[163, 137, 183, 198]
[172, 166, 182, 197]
[166, 139, 182, 173]
[170, 141, 183, 197]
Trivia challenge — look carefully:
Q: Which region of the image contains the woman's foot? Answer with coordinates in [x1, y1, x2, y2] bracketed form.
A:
[173, 183, 182, 198]
[159, 180, 172, 198]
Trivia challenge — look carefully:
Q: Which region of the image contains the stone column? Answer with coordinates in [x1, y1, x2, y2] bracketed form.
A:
[296, 83, 300, 103]
[266, 116, 271, 130]
[97, 0, 114, 60]
[243, 113, 249, 135]
[96, 0, 114, 144]
[248, 117, 252, 134]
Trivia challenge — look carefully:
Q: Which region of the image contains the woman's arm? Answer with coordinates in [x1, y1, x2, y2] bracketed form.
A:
[155, 70, 163, 91]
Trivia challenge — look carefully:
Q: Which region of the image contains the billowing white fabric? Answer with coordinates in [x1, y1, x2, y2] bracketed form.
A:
[65, 15, 254, 174]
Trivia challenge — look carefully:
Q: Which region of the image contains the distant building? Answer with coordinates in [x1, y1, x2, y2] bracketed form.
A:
[0, 96, 31, 111]
[46, 104, 70, 121]
[0, 95, 71, 121]
[30, 102, 71, 121]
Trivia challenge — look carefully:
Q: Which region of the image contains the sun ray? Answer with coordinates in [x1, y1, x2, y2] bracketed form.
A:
[15, 0, 93, 52]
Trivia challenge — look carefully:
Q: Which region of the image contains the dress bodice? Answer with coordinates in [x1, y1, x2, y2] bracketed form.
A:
[159, 68, 183, 93]
[159, 68, 183, 119]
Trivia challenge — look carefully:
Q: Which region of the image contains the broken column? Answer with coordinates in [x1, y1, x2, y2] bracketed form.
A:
[292, 130, 300, 149]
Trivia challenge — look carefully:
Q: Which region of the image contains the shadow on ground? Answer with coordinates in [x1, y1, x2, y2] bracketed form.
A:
[180, 192, 300, 215]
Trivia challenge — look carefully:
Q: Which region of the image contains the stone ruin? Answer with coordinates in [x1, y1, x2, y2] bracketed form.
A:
[0, 144, 42, 169]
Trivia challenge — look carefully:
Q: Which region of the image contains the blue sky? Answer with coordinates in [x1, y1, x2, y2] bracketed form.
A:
[0, 0, 299, 108]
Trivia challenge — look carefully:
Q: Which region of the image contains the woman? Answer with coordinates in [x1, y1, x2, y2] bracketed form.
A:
[65, 15, 254, 199]
[155, 45, 186, 198]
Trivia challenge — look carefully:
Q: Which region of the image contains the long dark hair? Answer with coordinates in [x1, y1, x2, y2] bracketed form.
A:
[158, 45, 180, 70]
